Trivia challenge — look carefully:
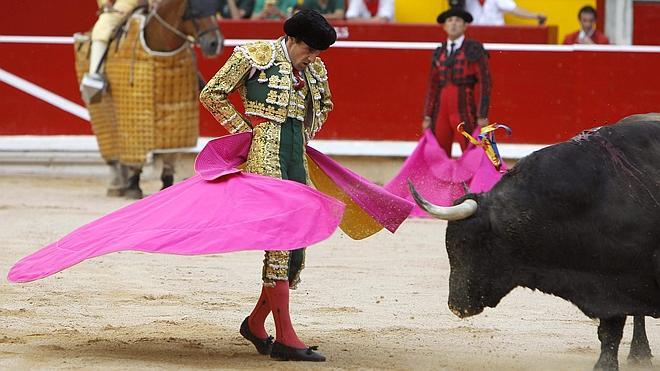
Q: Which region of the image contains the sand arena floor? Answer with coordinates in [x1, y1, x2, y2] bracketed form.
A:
[1, 175, 659, 370]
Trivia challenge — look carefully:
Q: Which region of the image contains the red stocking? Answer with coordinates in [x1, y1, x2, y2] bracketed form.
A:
[247, 285, 271, 339]
[265, 280, 306, 349]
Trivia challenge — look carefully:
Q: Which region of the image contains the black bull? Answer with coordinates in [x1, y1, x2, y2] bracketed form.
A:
[410, 114, 660, 370]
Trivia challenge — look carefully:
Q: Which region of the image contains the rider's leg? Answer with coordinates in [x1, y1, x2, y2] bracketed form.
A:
[82, 0, 139, 103]
[106, 160, 128, 197]
[88, 40, 109, 75]
[123, 165, 144, 200]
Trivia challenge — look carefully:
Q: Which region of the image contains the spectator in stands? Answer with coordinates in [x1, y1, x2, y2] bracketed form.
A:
[302, 0, 345, 20]
[423, 7, 491, 156]
[220, 0, 255, 19]
[563, 6, 609, 44]
[251, 0, 297, 20]
[464, 0, 546, 26]
[346, 0, 395, 23]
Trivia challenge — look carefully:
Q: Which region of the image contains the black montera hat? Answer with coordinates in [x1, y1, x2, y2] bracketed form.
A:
[284, 9, 337, 51]
[437, 8, 474, 24]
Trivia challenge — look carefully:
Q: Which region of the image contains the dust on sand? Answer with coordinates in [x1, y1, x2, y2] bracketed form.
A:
[1, 176, 657, 370]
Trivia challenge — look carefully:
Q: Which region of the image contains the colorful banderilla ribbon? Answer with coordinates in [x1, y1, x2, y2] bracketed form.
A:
[458, 123, 512, 172]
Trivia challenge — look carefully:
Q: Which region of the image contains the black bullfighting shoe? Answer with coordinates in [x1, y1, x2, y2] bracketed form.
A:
[270, 341, 326, 362]
[240, 317, 273, 355]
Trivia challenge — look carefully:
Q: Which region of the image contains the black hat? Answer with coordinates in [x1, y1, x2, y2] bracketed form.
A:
[437, 8, 473, 24]
[284, 9, 337, 51]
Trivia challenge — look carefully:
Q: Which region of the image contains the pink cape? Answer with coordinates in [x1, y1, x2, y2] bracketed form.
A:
[8, 132, 412, 283]
[384, 129, 505, 217]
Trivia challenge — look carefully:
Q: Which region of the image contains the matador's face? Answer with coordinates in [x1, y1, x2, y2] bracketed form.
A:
[286, 37, 321, 71]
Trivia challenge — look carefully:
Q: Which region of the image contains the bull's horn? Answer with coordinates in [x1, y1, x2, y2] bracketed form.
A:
[407, 179, 478, 221]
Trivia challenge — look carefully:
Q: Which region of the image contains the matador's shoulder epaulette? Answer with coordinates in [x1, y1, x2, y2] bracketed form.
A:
[235, 41, 276, 70]
[308, 57, 329, 83]
[463, 39, 489, 61]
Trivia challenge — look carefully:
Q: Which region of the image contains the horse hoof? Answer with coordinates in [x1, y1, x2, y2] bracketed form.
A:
[123, 188, 143, 200]
[628, 355, 653, 367]
[106, 188, 125, 197]
[161, 175, 174, 190]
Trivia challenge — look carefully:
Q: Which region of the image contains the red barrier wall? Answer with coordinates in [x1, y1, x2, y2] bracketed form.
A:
[633, 1, 660, 46]
[0, 2, 556, 44]
[2, 4, 659, 145]
[219, 20, 557, 44]
[2, 41, 659, 144]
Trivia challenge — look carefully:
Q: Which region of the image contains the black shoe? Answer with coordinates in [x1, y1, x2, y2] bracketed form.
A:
[270, 341, 326, 362]
[240, 317, 273, 355]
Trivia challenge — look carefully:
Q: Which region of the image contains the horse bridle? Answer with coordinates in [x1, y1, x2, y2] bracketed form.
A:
[146, 0, 221, 45]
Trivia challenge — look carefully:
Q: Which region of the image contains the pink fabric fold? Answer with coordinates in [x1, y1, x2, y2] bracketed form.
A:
[306, 147, 414, 233]
[384, 129, 505, 217]
[8, 131, 416, 283]
[194, 132, 252, 180]
[8, 132, 347, 283]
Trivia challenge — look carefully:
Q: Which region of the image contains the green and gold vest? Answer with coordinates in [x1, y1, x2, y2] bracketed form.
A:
[200, 37, 333, 141]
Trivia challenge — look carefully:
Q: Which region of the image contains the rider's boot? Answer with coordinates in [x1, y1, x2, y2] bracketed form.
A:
[80, 40, 108, 104]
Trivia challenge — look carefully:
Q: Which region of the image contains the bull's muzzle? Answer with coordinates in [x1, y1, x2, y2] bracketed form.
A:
[449, 303, 483, 318]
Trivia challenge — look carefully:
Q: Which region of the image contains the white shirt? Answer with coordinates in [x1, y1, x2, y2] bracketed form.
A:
[465, 0, 517, 26]
[446, 35, 465, 56]
[281, 37, 291, 63]
[346, 0, 395, 21]
[578, 29, 595, 40]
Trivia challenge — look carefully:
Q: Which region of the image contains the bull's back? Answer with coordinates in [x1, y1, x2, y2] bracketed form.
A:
[488, 115, 660, 316]
[491, 115, 660, 270]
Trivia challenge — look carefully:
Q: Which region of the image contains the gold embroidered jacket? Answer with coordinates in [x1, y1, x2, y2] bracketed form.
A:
[199, 37, 333, 142]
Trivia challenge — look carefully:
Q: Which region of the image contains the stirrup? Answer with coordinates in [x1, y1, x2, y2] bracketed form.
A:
[80, 73, 107, 104]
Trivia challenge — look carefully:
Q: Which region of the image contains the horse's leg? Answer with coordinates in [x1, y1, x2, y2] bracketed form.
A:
[159, 153, 178, 190]
[594, 316, 625, 371]
[122, 164, 143, 199]
[628, 316, 653, 366]
[106, 160, 128, 197]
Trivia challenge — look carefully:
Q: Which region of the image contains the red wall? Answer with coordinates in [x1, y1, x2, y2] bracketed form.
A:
[0, 2, 556, 44]
[219, 20, 557, 44]
[633, 1, 660, 46]
[2, 4, 659, 145]
[2, 41, 659, 144]
[0, 2, 98, 36]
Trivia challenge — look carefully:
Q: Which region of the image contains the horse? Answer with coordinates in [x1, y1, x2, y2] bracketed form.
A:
[75, 0, 224, 199]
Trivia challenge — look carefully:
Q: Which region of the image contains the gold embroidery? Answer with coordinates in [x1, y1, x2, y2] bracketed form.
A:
[199, 49, 252, 134]
[236, 41, 276, 70]
[277, 62, 291, 75]
[264, 90, 289, 107]
[267, 74, 289, 90]
[287, 80, 308, 122]
[244, 100, 287, 122]
[245, 120, 282, 178]
[262, 250, 290, 283]
[301, 58, 332, 141]
[258, 70, 268, 83]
